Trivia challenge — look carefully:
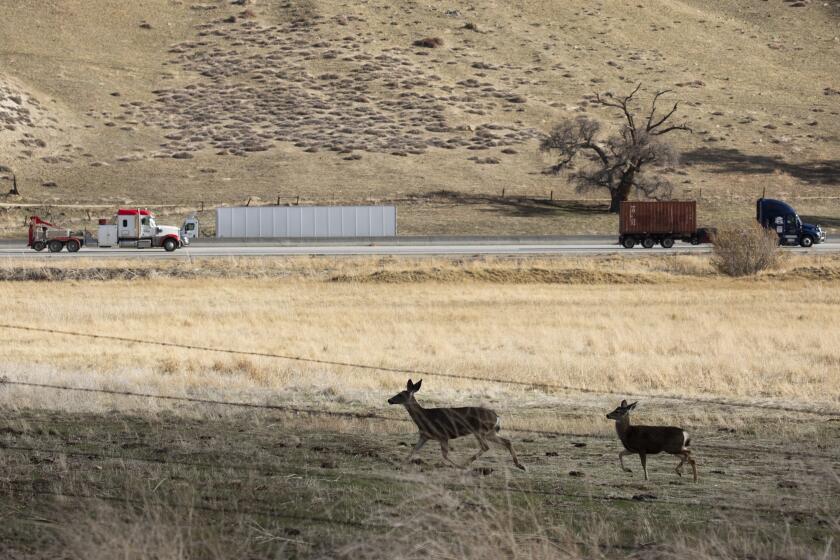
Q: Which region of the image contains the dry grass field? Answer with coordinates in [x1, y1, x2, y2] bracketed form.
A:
[1, 0, 838, 236]
[1, 255, 839, 558]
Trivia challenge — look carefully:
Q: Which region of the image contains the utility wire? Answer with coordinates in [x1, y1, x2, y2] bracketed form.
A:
[6, 445, 825, 518]
[4, 381, 840, 460]
[1, 323, 838, 417]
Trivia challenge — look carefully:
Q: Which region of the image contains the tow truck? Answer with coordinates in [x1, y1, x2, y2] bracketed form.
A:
[27, 208, 189, 252]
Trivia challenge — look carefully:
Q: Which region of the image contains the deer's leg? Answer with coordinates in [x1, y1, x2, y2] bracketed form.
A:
[674, 453, 687, 477]
[486, 432, 526, 471]
[404, 435, 428, 464]
[687, 451, 697, 483]
[438, 439, 462, 469]
[464, 434, 490, 467]
[639, 452, 648, 481]
[619, 450, 635, 473]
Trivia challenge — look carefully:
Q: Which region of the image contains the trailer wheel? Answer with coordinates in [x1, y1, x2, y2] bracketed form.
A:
[47, 240, 64, 253]
[690, 237, 700, 245]
[660, 237, 675, 249]
[163, 238, 178, 252]
[32, 241, 46, 252]
[642, 237, 656, 249]
[800, 235, 814, 248]
[622, 236, 637, 249]
[66, 239, 81, 253]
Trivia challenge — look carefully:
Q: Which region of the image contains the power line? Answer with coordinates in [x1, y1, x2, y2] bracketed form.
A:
[1, 323, 838, 417]
[0, 378, 594, 438]
[5, 380, 839, 460]
[6, 445, 825, 518]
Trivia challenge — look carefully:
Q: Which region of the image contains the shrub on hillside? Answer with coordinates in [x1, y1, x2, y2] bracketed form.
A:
[712, 222, 780, 277]
[413, 37, 443, 48]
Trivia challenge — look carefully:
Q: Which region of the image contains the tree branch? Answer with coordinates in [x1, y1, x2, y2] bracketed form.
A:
[583, 142, 610, 167]
[646, 90, 671, 130]
[650, 123, 692, 135]
[595, 83, 641, 141]
[648, 102, 679, 132]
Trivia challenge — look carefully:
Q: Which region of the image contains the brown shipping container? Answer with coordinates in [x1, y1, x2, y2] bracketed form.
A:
[619, 201, 696, 236]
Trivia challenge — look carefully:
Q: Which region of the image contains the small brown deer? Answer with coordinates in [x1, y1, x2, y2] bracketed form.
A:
[388, 379, 526, 471]
[606, 400, 697, 482]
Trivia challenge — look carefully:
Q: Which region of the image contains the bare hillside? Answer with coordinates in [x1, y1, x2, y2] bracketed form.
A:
[0, 0, 838, 235]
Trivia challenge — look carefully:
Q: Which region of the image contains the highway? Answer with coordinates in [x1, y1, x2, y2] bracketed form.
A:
[1, 237, 838, 259]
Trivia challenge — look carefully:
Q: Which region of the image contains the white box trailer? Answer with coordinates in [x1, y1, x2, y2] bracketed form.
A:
[215, 205, 397, 239]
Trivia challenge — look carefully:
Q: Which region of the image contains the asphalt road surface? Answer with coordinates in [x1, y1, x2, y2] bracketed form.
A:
[1, 237, 839, 259]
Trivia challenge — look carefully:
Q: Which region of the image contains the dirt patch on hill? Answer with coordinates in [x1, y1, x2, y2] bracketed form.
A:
[103, 14, 537, 162]
[331, 267, 656, 284]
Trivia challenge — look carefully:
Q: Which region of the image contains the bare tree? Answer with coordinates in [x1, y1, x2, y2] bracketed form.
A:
[0, 165, 18, 195]
[540, 84, 691, 212]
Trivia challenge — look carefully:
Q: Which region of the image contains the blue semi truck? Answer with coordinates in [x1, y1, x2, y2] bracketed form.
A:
[756, 198, 826, 248]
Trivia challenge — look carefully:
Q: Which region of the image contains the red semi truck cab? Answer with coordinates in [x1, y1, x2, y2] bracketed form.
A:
[98, 209, 187, 252]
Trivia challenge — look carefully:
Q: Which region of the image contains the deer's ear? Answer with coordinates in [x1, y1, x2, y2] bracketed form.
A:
[412, 379, 422, 392]
[628, 401, 638, 409]
[620, 399, 628, 407]
[406, 379, 414, 390]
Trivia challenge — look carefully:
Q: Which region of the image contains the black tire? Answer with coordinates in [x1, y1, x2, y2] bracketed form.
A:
[47, 240, 64, 253]
[163, 238, 178, 252]
[800, 235, 814, 248]
[32, 241, 46, 252]
[622, 236, 636, 249]
[690, 237, 700, 246]
[65, 239, 81, 253]
[661, 237, 675, 249]
[642, 237, 656, 249]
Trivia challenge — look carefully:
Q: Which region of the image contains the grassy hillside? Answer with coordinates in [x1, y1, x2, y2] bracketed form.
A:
[0, 0, 838, 236]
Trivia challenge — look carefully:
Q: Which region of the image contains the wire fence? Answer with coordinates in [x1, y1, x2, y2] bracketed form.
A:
[6, 444, 826, 520]
[3, 382, 836, 533]
[3, 379, 839, 461]
[2, 323, 838, 418]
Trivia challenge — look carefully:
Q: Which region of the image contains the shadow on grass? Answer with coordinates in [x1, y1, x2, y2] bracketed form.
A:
[416, 190, 610, 218]
[683, 148, 840, 185]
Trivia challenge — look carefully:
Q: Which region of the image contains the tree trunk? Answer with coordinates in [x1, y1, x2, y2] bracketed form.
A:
[608, 191, 622, 213]
[608, 169, 636, 213]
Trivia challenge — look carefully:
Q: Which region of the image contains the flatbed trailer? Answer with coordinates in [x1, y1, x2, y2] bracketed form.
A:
[27, 209, 188, 252]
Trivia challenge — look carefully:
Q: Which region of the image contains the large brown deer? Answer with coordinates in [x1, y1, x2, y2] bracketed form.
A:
[388, 379, 526, 471]
[606, 400, 697, 482]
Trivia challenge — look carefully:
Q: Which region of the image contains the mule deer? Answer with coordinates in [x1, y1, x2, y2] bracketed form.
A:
[606, 400, 697, 482]
[388, 379, 526, 471]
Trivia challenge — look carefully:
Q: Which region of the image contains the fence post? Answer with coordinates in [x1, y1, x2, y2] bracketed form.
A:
[296, 195, 300, 206]
[200, 201, 204, 212]
[550, 190, 554, 201]
[501, 188, 505, 198]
